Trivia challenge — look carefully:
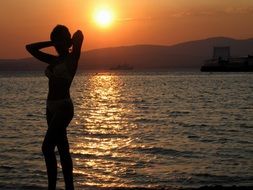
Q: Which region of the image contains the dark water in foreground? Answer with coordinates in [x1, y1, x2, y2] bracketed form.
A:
[0, 71, 253, 190]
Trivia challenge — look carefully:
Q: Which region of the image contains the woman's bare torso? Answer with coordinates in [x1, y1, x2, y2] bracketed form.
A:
[46, 55, 77, 101]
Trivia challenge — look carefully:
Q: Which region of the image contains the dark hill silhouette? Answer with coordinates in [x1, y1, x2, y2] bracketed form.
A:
[1, 37, 253, 71]
[0, 58, 43, 71]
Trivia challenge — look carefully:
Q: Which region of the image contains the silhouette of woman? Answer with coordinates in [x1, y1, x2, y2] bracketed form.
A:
[26, 25, 83, 190]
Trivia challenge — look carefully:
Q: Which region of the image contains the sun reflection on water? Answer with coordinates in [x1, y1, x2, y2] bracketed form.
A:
[71, 74, 139, 187]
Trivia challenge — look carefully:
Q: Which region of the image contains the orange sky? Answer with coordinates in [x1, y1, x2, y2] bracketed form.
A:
[1, 0, 253, 58]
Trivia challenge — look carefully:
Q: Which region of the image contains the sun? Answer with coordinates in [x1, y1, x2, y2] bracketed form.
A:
[94, 9, 114, 28]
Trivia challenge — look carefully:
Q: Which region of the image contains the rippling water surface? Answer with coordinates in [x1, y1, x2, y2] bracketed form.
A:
[0, 71, 253, 189]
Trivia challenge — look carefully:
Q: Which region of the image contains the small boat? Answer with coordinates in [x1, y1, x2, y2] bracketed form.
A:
[110, 64, 133, 70]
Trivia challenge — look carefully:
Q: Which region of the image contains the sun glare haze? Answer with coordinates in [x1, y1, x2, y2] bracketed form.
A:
[94, 9, 114, 28]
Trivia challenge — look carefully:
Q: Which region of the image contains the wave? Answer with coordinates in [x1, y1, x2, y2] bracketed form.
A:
[133, 147, 201, 158]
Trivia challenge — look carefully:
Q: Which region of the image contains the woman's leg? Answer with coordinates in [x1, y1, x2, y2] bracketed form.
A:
[57, 130, 74, 190]
[52, 102, 74, 190]
[42, 131, 57, 190]
[42, 108, 57, 190]
[58, 102, 74, 190]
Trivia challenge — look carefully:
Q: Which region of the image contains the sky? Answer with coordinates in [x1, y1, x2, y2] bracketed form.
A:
[1, 0, 253, 58]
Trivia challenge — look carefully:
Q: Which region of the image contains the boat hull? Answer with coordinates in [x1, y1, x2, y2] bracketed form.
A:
[201, 65, 253, 72]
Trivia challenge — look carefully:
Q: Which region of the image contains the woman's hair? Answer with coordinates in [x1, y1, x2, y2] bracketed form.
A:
[50, 25, 72, 48]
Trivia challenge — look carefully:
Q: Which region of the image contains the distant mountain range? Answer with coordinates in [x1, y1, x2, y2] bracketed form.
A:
[1, 37, 253, 71]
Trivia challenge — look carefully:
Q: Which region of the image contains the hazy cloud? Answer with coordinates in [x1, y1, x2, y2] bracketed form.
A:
[113, 5, 253, 22]
[171, 6, 253, 18]
[224, 6, 253, 14]
[118, 6, 253, 22]
[116, 17, 154, 22]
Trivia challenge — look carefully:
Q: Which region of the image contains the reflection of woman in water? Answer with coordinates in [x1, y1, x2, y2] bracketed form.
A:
[26, 25, 83, 190]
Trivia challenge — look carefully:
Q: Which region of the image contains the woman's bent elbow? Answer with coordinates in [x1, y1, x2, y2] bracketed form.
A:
[25, 44, 32, 52]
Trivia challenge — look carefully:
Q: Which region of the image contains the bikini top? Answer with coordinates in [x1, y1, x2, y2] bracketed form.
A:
[45, 61, 73, 81]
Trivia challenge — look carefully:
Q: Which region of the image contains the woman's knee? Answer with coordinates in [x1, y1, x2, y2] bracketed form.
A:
[42, 142, 55, 156]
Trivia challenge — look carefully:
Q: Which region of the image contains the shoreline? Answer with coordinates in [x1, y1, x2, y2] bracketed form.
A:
[100, 186, 253, 190]
[1, 185, 252, 190]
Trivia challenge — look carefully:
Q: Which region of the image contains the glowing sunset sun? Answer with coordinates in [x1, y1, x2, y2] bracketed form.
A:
[94, 9, 114, 27]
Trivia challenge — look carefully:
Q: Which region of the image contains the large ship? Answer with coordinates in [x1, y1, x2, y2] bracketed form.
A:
[201, 47, 253, 72]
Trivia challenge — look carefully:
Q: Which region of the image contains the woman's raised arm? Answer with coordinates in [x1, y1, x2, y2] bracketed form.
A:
[26, 41, 58, 65]
[71, 30, 84, 61]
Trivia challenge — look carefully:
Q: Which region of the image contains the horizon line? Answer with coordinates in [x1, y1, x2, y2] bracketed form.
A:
[1, 36, 253, 60]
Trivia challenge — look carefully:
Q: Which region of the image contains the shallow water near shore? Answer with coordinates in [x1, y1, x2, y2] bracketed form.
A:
[0, 71, 253, 190]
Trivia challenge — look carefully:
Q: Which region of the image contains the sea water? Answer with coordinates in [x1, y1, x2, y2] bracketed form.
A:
[0, 71, 253, 189]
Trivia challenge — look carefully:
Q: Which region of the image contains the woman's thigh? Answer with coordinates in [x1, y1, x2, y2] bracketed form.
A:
[47, 100, 74, 128]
